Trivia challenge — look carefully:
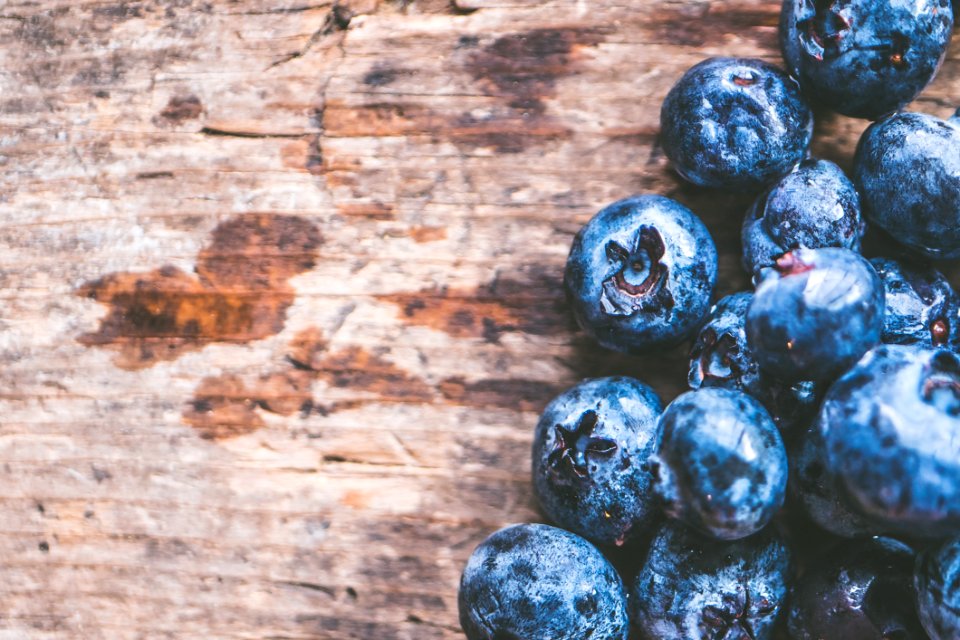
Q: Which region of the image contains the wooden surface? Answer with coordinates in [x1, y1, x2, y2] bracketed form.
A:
[1, 1, 959, 637]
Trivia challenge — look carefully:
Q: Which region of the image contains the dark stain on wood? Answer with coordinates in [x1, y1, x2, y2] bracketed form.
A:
[182, 314, 566, 438]
[158, 94, 203, 124]
[451, 27, 605, 152]
[438, 377, 562, 412]
[183, 327, 431, 439]
[322, 28, 606, 153]
[362, 64, 407, 87]
[377, 269, 572, 343]
[465, 27, 606, 113]
[77, 214, 322, 370]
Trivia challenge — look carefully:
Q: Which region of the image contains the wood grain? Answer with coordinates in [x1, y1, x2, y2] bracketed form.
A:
[0, 1, 959, 637]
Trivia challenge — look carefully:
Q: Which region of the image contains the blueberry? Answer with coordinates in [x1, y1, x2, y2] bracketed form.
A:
[649, 388, 788, 540]
[789, 421, 874, 537]
[631, 523, 792, 640]
[660, 57, 814, 190]
[532, 377, 663, 547]
[872, 257, 959, 349]
[564, 195, 718, 353]
[689, 292, 762, 393]
[915, 536, 960, 640]
[780, 0, 953, 119]
[817, 344, 960, 537]
[689, 292, 821, 435]
[746, 247, 884, 382]
[854, 110, 960, 259]
[787, 537, 925, 640]
[458, 524, 629, 640]
[741, 158, 863, 281]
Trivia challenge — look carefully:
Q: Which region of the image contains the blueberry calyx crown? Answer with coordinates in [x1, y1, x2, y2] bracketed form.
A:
[599, 226, 674, 317]
[547, 410, 618, 480]
[691, 328, 743, 385]
[921, 351, 960, 416]
[798, 0, 851, 62]
[701, 588, 774, 640]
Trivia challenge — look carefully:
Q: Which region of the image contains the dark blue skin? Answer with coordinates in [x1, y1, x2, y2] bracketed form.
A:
[780, 0, 953, 119]
[787, 537, 926, 640]
[872, 257, 959, 349]
[789, 421, 875, 537]
[915, 536, 960, 640]
[660, 57, 814, 190]
[855, 110, 960, 259]
[564, 195, 718, 353]
[818, 344, 960, 538]
[631, 523, 792, 640]
[690, 291, 821, 436]
[532, 377, 663, 547]
[747, 247, 884, 382]
[741, 158, 863, 281]
[458, 524, 629, 640]
[649, 388, 788, 540]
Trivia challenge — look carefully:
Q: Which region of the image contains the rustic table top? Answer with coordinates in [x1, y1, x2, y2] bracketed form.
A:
[2, 1, 959, 638]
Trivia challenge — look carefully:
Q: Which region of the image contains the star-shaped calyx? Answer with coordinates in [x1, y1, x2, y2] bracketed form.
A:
[702, 589, 775, 640]
[547, 410, 618, 480]
[599, 226, 673, 317]
[691, 328, 745, 387]
[798, 0, 851, 61]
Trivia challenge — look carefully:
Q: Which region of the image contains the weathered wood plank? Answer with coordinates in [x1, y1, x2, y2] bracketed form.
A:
[1, 0, 959, 638]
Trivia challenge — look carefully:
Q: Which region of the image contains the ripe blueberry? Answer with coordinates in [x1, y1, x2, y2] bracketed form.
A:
[564, 195, 717, 353]
[787, 537, 925, 639]
[631, 523, 792, 640]
[741, 158, 863, 282]
[458, 524, 629, 639]
[817, 344, 960, 537]
[532, 377, 662, 547]
[747, 247, 884, 382]
[649, 388, 788, 540]
[660, 57, 813, 190]
[855, 110, 960, 259]
[780, 0, 953, 119]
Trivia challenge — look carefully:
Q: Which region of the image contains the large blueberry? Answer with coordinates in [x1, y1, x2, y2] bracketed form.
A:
[689, 292, 820, 435]
[660, 57, 813, 190]
[872, 257, 959, 349]
[789, 422, 874, 537]
[458, 524, 629, 640]
[780, 0, 953, 119]
[741, 158, 863, 281]
[649, 388, 788, 540]
[532, 377, 662, 547]
[564, 195, 718, 353]
[631, 523, 792, 640]
[746, 247, 884, 382]
[818, 344, 960, 538]
[787, 537, 925, 639]
[915, 536, 960, 640]
[855, 111, 960, 259]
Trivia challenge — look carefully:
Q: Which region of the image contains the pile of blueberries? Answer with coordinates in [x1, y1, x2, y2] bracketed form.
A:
[457, 1, 960, 639]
